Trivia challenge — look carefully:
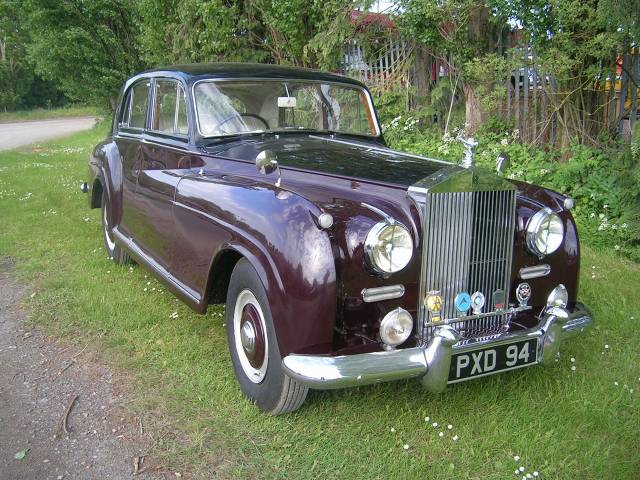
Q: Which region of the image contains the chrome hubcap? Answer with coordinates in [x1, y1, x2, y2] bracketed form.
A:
[240, 320, 256, 354]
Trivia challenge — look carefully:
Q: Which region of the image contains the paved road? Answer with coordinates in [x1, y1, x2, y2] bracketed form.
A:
[0, 117, 97, 151]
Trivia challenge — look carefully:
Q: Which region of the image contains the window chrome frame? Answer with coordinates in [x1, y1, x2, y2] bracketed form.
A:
[191, 77, 382, 140]
[148, 77, 190, 139]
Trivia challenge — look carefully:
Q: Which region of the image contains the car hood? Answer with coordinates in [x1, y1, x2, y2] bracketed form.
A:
[205, 134, 450, 188]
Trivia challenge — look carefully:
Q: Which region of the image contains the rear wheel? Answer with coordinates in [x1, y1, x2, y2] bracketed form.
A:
[226, 258, 308, 415]
[101, 190, 131, 265]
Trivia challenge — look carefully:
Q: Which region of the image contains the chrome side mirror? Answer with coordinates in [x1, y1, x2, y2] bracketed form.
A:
[496, 152, 510, 176]
[256, 150, 281, 187]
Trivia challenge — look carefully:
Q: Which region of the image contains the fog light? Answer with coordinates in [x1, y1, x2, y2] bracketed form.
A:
[379, 308, 413, 347]
[547, 284, 568, 309]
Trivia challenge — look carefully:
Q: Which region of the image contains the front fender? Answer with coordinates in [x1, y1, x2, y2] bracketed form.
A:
[174, 174, 337, 356]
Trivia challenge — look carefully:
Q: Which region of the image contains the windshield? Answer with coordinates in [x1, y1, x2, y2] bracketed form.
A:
[193, 80, 379, 138]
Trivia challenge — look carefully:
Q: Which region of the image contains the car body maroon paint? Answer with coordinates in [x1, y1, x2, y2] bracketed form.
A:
[86, 63, 592, 413]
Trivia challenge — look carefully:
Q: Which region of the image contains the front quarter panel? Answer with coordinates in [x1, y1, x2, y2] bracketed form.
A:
[174, 173, 337, 356]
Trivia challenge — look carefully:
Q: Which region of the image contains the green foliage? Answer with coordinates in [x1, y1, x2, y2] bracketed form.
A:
[136, 0, 356, 69]
[24, 0, 144, 109]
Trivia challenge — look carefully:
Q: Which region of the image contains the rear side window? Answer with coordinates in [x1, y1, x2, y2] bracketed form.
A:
[128, 81, 150, 129]
[152, 79, 189, 135]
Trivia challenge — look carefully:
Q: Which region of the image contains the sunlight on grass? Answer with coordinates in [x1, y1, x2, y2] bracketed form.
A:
[0, 127, 638, 479]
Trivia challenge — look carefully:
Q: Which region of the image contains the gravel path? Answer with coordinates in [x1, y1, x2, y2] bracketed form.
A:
[0, 118, 96, 151]
[0, 259, 171, 480]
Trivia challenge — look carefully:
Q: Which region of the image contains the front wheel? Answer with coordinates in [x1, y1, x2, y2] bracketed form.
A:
[226, 258, 308, 415]
[101, 190, 131, 265]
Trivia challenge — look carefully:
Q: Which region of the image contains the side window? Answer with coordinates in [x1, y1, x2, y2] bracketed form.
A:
[152, 79, 189, 135]
[119, 91, 132, 126]
[129, 81, 150, 129]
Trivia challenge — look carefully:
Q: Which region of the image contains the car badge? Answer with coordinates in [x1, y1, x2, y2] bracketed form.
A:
[424, 291, 443, 324]
[454, 292, 471, 314]
[470, 291, 485, 315]
[492, 289, 506, 310]
[516, 282, 532, 307]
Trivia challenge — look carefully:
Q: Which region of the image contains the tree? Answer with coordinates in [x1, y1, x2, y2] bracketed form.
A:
[136, 0, 357, 70]
[398, 0, 511, 133]
[24, 0, 144, 110]
[0, 0, 33, 110]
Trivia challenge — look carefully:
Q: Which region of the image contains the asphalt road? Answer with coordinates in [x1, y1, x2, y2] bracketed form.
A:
[0, 117, 97, 151]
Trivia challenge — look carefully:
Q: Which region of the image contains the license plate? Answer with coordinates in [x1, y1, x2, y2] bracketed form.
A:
[448, 338, 538, 383]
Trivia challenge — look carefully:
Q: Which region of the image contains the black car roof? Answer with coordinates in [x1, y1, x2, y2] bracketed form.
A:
[137, 62, 367, 88]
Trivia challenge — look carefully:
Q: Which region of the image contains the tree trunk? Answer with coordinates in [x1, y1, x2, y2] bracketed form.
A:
[463, 83, 486, 133]
[411, 43, 432, 108]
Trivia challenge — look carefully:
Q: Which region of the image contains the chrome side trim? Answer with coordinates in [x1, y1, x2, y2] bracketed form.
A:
[112, 228, 201, 305]
[282, 303, 592, 390]
[361, 285, 405, 303]
[519, 264, 551, 279]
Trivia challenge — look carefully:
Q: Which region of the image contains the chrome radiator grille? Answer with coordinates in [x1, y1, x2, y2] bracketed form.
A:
[417, 189, 516, 342]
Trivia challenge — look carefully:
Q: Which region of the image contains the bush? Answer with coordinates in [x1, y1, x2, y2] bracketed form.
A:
[381, 114, 640, 261]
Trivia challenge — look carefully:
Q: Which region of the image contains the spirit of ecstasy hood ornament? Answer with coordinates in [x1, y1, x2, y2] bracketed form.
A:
[458, 136, 478, 168]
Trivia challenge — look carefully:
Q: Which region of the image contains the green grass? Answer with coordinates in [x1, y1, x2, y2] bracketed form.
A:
[0, 127, 639, 479]
[0, 105, 100, 123]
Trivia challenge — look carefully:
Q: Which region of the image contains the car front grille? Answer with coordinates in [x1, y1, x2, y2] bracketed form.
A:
[416, 188, 516, 343]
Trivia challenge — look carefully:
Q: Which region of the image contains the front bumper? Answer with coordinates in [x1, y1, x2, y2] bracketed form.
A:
[282, 302, 592, 392]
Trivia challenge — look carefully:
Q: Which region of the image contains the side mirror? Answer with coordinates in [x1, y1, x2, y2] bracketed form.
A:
[496, 152, 510, 176]
[256, 150, 281, 187]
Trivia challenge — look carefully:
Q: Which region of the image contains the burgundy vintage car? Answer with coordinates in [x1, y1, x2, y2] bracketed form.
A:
[84, 63, 592, 415]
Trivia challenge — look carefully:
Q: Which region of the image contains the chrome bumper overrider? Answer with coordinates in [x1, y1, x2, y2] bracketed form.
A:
[282, 303, 592, 392]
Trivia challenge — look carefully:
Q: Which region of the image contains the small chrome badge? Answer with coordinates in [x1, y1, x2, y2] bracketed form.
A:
[516, 282, 532, 307]
[424, 291, 443, 324]
[470, 291, 485, 315]
[492, 289, 506, 310]
[454, 292, 471, 314]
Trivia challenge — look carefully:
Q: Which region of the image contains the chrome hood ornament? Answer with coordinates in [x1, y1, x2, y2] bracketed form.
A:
[458, 136, 478, 168]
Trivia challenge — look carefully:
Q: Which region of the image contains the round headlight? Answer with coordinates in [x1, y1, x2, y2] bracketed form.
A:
[379, 308, 413, 346]
[365, 222, 413, 274]
[547, 284, 568, 309]
[526, 208, 564, 256]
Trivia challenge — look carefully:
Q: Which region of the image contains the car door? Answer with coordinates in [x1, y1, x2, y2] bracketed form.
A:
[136, 78, 195, 268]
[114, 79, 151, 239]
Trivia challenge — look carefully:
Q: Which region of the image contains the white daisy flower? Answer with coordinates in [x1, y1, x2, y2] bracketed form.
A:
[403, 444, 409, 450]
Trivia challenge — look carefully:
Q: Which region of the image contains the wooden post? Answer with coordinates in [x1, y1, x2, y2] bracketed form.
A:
[618, 50, 630, 136]
[630, 49, 639, 132]
[523, 46, 529, 143]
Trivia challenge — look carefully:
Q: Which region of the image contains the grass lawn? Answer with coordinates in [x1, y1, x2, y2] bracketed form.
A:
[0, 105, 100, 123]
[0, 126, 638, 479]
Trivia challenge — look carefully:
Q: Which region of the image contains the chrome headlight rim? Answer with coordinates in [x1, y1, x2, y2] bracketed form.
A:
[364, 221, 414, 274]
[379, 307, 413, 346]
[526, 207, 564, 257]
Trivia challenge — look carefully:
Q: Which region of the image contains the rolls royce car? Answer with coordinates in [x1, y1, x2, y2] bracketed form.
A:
[84, 63, 593, 415]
